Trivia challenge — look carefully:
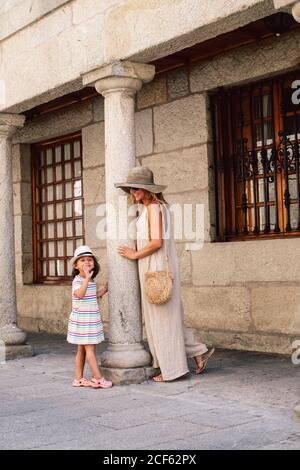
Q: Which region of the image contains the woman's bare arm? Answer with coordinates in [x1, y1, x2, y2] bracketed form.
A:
[135, 203, 163, 260]
[117, 203, 163, 260]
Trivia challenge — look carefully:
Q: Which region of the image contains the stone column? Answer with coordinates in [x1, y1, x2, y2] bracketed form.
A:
[0, 114, 32, 360]
[83, 62, 155, 384]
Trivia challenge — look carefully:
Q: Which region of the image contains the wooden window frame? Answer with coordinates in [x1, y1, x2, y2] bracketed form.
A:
[212, 69, 300, 242]
[31, 132, 85, 284]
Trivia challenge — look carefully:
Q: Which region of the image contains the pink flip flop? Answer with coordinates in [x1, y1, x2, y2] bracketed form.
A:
[72, 377, 91, 387]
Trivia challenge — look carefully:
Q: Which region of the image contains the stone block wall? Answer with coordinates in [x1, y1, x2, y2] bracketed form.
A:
[134, 28, 300, 355]
[13, 28, 300, 354]
[13, 94, 110, 335]
[1, 0, 275, 113]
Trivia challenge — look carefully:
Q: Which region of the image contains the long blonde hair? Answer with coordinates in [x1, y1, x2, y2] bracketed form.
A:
[129, 190, 168, 206]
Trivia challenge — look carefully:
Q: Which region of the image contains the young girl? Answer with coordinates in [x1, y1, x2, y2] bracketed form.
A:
[67, 245, 112, 389]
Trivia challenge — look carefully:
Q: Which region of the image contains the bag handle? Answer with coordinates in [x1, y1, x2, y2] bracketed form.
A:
[146, 202, 169, 273]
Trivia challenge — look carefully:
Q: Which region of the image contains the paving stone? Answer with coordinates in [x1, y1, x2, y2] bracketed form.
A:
[1, 333, 300, 450]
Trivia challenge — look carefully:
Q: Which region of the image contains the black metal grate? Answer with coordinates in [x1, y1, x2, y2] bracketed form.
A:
[212, 71, 300, 241]
[31, 133, 85, 283]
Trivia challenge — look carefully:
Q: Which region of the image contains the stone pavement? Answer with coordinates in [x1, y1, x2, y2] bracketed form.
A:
[1, 333, 300, 450]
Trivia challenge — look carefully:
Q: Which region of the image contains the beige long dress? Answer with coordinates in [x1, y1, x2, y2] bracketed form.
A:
[136, 201, 208, 381]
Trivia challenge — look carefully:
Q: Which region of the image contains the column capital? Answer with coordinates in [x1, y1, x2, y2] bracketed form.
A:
[292, 2, 300, 21]
[274, 0, 300, 22]
[82, 60, 155, 96]
[0, 113, 25, 138]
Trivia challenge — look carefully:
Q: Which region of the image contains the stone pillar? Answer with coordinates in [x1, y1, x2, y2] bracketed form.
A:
[0, 114, 32, 360]
[83, 62, 155, 384]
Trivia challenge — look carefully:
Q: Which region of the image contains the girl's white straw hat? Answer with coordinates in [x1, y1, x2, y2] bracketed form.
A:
[70, 245, 98, 266]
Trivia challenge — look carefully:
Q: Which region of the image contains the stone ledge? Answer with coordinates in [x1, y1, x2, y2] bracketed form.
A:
[190, 29, 300, 93]
[13, 101, 93, 144]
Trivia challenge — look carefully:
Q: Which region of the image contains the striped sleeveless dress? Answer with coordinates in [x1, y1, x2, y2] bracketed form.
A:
[67, 275, 105, 345]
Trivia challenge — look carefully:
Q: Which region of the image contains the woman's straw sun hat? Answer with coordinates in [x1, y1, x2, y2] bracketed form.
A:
[114, 166, 167, 194]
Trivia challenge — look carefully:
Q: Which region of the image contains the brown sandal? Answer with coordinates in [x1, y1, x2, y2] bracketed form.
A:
[195, 348, 215, 374]
[153, 374, 164, 382]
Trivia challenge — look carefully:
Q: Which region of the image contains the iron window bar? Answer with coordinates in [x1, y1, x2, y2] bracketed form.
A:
[213, 70, 300, 241]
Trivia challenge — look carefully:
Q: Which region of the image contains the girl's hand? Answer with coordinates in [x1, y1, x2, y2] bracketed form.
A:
[83, 265, 93, 280]
[97, 280, 108, 298]
[117, 245, 138, 260]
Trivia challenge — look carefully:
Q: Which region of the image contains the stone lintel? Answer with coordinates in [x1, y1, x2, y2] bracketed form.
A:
[0, 113, 25, 129]
[0, 113, 26, 137]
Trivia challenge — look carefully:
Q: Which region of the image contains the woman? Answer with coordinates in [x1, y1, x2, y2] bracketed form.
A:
[115, 166, 214, 382]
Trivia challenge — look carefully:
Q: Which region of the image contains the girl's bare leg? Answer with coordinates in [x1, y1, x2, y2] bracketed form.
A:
[84, 345, 103, 380]
[75, 345, 86, 380]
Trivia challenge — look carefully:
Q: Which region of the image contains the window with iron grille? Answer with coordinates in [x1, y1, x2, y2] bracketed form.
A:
[31, 133, 85, 283]
[212, 70, 300, 241]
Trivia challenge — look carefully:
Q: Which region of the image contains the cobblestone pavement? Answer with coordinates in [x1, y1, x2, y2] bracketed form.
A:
[1, 333, 300, 450]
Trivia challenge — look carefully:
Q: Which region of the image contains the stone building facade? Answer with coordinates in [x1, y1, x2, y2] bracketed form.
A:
[2, 0, 300, 376]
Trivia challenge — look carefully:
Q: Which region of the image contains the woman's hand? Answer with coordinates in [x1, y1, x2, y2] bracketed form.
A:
[117, 245, 138, 260]
[97, 280, 108, 298]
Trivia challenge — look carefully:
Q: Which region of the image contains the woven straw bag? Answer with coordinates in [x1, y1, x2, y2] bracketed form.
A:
[144, 204, 173, 305]
[144, 269, 173, 304]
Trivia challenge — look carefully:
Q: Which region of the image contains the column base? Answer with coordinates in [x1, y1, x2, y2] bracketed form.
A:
[0, 324, 27, 345]
[100, 365, 157, 385]
[0, 324, 33, 361]
[3, 344, 33, 361]
[100, 342, 152, 369]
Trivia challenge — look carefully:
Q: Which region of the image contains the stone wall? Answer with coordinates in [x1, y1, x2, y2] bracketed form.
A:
[134, 28, 300, 354]
[14, 28, 300, 353]
[13, 94, 110, 335]
[1, 0, 275, 113]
